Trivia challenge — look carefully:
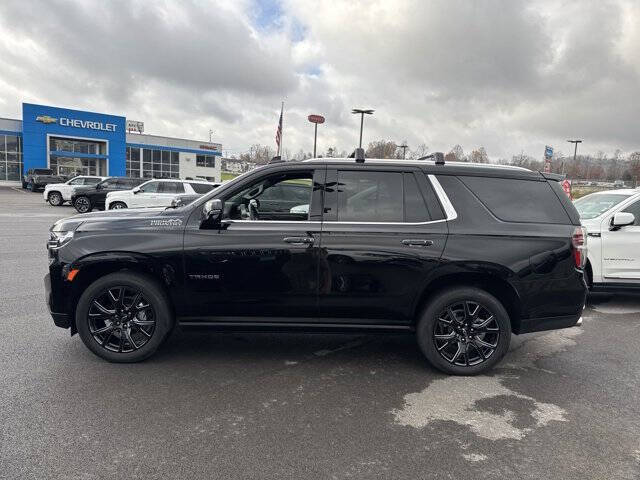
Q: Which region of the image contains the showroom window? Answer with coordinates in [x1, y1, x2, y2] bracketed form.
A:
[0, 134, 23, 181]
[126, 147, 141, 178]
[141, 148, 179, 179]
[196, 154, 216, 168]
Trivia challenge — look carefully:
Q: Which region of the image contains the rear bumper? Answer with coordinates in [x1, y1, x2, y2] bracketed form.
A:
[516, 313, 582, 334]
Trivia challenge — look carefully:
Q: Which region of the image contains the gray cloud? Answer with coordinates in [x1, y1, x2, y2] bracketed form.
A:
[0, 0, 638, 158]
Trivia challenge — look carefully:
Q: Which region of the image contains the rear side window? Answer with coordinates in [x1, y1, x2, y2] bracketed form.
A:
[404, 173, 429, 222]
[189, 182, 214, 194]
[160, 182, 185, 194]
[337, 171, 403, 222]
[460, 176, 570, 224]
[85, 178, 101, 185]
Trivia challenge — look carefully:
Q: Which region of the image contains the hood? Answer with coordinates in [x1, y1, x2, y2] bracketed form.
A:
[51, 207, 188, 233]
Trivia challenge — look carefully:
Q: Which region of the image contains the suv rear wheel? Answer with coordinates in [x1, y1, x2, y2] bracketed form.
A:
[74, 196, 92, 213]
[75, 272, 173, 362]
[48, 191, 63, 206]
[417, 287, 511, 375]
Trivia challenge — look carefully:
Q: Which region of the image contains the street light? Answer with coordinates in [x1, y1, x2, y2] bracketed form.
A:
[566, 139, 582, 175]
[398, 143, 408, 159]
[351, 109, 374, 149]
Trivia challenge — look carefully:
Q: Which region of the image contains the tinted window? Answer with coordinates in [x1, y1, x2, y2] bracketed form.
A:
[337, 171, 403, 222]
[622, 199, 640, 226]
[100, 179, 117, 188]
[85, 178, 102, 185]
[68, 177, 84, 185]
[140, 181, 160, 193]
[189, 182, 215, 194]
[404, 173, 429, 222]
[460, 176, 570, 224]
[160, 182, 185, 194]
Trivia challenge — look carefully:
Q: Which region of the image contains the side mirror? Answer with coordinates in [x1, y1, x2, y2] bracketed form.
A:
[203, 198, 223, 222]
[132, 186, 141, 194]
[610, 212, 635, 230]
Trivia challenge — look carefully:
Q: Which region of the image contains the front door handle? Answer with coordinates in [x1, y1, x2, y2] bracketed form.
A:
[401, 239, 434, 247]
[283, 236, 314, 245]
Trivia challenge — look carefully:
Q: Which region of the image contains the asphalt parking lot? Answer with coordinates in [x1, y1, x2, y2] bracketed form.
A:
[1, 185, 639, 480]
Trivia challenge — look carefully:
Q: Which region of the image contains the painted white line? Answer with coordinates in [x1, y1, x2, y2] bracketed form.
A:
[10, 187, 28, 194]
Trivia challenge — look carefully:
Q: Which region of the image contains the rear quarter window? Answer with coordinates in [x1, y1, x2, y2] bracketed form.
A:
[459, 176, 570, 224]
[189, 182, 215, 194]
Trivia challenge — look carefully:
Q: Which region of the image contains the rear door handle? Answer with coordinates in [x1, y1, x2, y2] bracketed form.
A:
[283, 236, 314, 245]
[401, 239, 434, 247]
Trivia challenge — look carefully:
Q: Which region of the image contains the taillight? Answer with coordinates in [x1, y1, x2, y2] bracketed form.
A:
[572, 226, 587, 269]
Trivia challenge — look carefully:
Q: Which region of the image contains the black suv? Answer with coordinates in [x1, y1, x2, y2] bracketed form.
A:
[71, 177, 144, 213]
[45, 158, 587, 374]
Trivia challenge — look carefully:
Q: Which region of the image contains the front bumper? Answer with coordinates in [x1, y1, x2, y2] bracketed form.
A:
[44, 272, 72, 329]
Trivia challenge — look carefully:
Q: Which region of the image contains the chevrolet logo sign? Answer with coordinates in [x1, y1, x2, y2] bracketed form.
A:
[36, 115, 58, 124]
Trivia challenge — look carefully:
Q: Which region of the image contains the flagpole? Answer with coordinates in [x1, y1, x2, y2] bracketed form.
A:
[279, 101, 284, 158]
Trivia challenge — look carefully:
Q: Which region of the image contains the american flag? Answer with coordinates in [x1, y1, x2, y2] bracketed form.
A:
[275, 103, 283, 152]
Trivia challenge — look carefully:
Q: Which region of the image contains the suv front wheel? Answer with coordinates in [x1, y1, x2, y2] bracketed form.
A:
[75, 272, 173, 363]
[417, 287, 511, 375]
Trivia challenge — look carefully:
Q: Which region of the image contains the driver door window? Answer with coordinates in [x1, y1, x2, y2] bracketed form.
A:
[224, 171, 316, 221]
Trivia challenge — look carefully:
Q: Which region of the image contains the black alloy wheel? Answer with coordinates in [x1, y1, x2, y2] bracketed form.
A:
[48, 191, 63, 206]
[74, 196, 91, 213]
[75, 272, 173, 362]
[433, 301, 499, 367]
[416, 287, 511, 375]
[87, 286, 156, 353]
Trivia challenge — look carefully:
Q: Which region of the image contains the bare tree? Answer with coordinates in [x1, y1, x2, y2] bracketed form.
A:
[366, 140, 399, 159]
[407, 143, 429, 159]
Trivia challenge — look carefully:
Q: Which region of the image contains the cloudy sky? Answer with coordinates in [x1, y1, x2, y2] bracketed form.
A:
[0, 0, 638, 160]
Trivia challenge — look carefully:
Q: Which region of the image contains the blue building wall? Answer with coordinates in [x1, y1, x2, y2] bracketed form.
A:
[22, 103, 126, 175]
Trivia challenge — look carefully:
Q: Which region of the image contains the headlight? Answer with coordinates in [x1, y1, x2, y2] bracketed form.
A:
[47, 231, 74, 249]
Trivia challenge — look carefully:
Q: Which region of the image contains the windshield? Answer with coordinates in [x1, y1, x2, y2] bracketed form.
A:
[573, 193, 632, 219]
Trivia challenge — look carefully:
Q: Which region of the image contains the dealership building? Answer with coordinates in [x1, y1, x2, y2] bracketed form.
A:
[0, 103, 222, 185]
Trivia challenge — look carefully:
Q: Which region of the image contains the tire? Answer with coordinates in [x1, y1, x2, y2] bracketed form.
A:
[27, 181, 34, 191]
[109, 201, 128, 210]
[48, 191, 63, 206]
[21, 179, 27, 189]
[75, 271, 173, 363]
[416, 287, 511, 375]
[74, 196, 92, 213]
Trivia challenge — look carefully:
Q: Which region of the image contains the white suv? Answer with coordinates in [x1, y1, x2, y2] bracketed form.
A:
[105, 179, 218, 210]
[43, 176, 107, 206]
[574, 188, 640, 292]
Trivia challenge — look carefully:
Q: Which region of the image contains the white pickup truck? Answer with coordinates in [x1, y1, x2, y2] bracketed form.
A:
[574, 188, 640, 293]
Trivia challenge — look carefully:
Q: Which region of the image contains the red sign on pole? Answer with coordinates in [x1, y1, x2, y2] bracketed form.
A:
[307, 114, 325, 124]
[561, 179, 572, 200]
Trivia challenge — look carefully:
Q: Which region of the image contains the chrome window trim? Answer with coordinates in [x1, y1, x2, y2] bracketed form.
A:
[428, 174, 457, 221]
[220, 175, 457, 226]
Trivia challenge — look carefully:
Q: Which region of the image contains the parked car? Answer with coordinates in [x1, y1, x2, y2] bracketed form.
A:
[105, 179, 220, 210]
[574, 188, 640, 292]
[22, 168, 66, 191]
[45, 157, 586, 375]
[71, 177, 144, 213]
[43, 176, 107, 206]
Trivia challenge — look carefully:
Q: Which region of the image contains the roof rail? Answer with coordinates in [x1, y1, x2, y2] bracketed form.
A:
[418, 152, 445, 165]
[269, 156, 284, 164]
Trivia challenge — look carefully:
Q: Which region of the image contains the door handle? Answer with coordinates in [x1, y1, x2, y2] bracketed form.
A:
[283, 236, 314, 245]
[401, 239, 434, 247]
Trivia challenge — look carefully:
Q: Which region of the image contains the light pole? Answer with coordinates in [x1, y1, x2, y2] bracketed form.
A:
[399, 143, 408, 159]
[351, 109, 374, 149]
[209, 129, 214, 143]
[308, 115, 325, 158]
[566, 139, 582, 175]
